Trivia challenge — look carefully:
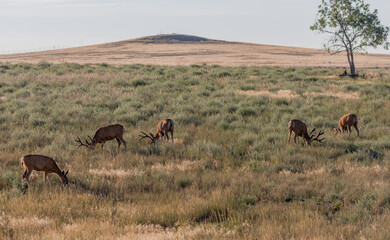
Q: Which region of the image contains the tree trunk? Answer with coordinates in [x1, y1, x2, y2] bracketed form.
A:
[346, 48, 352, 75]
[349, 51, 356, 76]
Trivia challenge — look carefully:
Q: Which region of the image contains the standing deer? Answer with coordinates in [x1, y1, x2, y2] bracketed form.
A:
[21, 155, 69, 187]
[76, 124, 126, 150]
[336, 113, 359, 136]
[139, 119, 174, 144]
[288, 119, 325, 145]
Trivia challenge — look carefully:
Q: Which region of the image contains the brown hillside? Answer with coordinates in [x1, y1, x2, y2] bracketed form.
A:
[0, 34, 389, 68]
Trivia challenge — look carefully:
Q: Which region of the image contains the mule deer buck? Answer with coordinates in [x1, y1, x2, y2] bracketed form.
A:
[335, 113, 359, 136]
[139, 119, 174, 144]
[76, 124, 126, 150]
[21, 155, 69, 187]
[288, 119, 325, 145]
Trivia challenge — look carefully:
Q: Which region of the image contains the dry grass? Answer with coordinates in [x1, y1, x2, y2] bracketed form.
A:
[0, 215, 54, 229]
[0, 64, 390, 239]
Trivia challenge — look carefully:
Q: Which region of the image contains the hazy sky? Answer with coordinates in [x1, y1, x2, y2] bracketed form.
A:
[1, 0, 389, 54]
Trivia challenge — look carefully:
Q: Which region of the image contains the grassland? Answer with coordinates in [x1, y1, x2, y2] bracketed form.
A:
[0, 62, 390, 239]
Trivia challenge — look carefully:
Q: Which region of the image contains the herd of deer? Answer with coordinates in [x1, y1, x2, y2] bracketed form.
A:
[21, 113, 359, 187]
[21, 119, 174, 187]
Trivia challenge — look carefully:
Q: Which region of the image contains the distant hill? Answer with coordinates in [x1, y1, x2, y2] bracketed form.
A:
[0, 34, 389, 68]
[129, 34, 223, 44]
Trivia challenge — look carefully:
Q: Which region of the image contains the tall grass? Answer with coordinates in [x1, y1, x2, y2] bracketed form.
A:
[0, 63, 390, 239]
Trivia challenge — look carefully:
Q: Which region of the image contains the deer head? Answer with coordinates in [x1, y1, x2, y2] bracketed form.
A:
[75, 136, 94, 149]
[61, 170, 69, 185]
[138, 131, 158, 144]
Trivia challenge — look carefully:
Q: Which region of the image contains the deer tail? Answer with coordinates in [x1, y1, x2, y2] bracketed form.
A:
[288, 121, 293, 130]
[354, 116, 358, 123]
[21, 157, 27, 178]
[168, 119, 174, 131]
[122, 125, 126, 132]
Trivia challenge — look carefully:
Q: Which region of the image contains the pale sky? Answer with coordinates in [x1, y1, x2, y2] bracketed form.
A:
[1, 0, 389, 54]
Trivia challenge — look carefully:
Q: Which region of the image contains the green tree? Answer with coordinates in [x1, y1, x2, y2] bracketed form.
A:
[311, 0, 389, 76]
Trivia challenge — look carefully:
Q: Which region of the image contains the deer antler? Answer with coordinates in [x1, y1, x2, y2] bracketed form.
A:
[311, 130, 325, 143]
[138, 131, 154, 143]
[75, 136, 91, 149]
[309, 128, 316, 138]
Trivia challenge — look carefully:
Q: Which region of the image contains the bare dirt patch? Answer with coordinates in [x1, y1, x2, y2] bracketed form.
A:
[237, 89, 359, 100]
[151, 160, 197, 173]
[307, 91, 359, 100]
[89, 168, 144, 178]
[236, 89, 299, 99]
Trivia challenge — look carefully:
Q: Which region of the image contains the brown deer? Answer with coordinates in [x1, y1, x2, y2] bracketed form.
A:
[139, 119, 174, 144]
[288, 119, 325, 145]
[21, 155, 69, 187]
[76, 124, 126, 150]
[336, 113, 359, 136]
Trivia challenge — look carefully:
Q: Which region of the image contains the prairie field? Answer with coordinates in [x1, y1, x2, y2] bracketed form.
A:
[0, 62, 390, 239]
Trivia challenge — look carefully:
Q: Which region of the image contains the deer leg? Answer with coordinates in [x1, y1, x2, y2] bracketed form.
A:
[170, 130, 174, 144]
[120, 137, 127, 149]
[165, 131, 169, 142]
[288, 130, 292, 143]
[25, 170, 32, 187]
[101, 143, 105, 149]
[294, 134, 297, 143]
[22, 170, 27, 186]
[348, 126, 352, 133]
[353, 123, 359, 136]
[116, 138, 121, 150]
[44, 172, 47, 185]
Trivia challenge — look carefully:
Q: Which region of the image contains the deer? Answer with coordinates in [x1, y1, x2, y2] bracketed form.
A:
[139, 119, 174, 144]
[288, 119, 325, 145]
[21, 154, 69, 187]
[75, 124, 126, 150]
[335, 113, 359, 136]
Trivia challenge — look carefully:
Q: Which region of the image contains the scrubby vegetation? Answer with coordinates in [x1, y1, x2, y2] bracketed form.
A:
[0, 62, 390, 239]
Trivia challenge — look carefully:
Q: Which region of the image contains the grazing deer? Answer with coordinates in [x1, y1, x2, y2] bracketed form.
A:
[76, 124, 126, 150]
[139, 119, 174, 144]
[21, 155, 69, 187]
[288, 119, 325, 145]
[335, 113, 359, 136]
